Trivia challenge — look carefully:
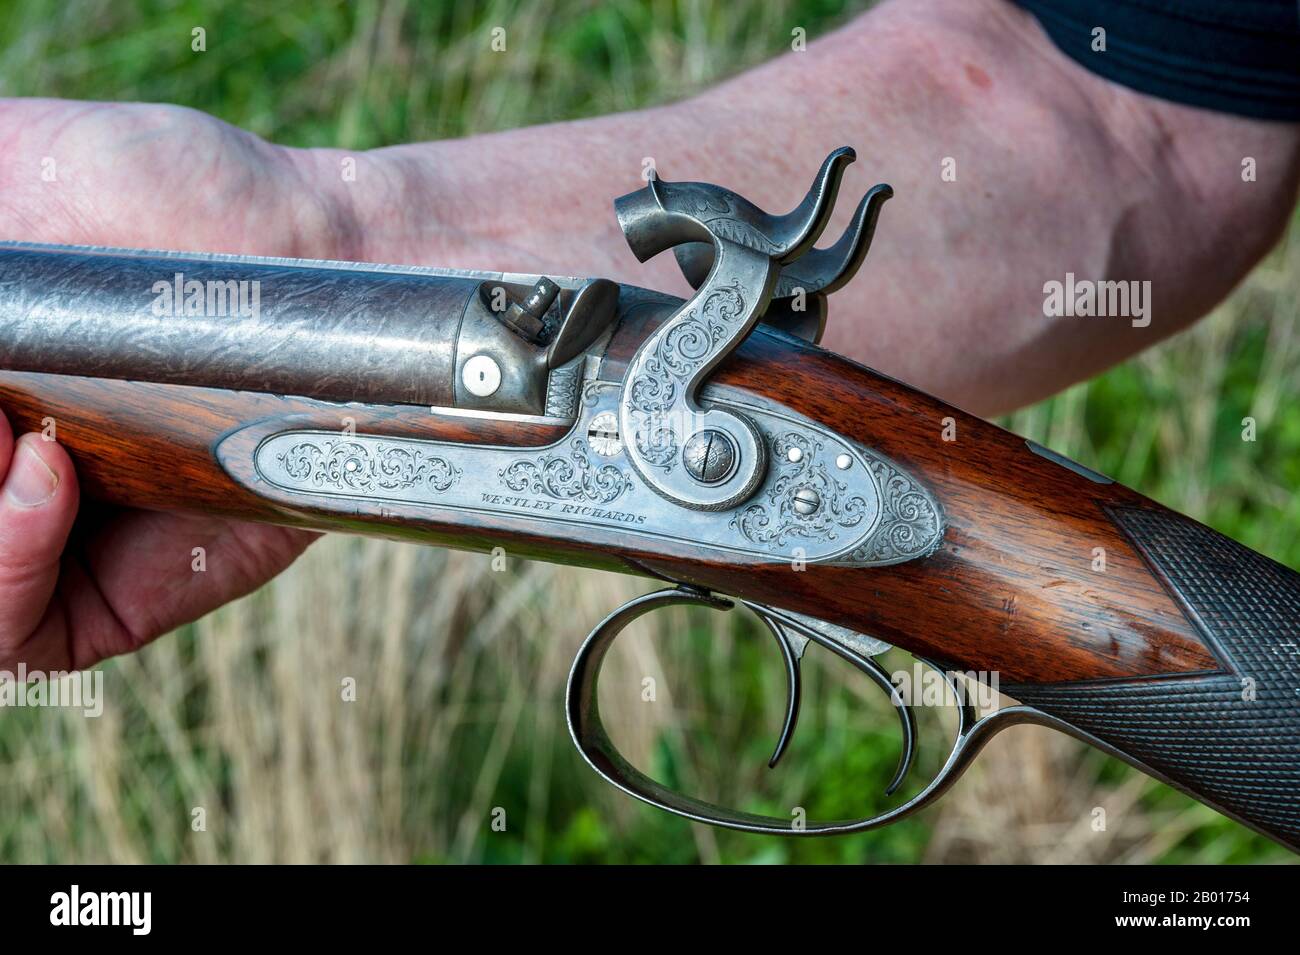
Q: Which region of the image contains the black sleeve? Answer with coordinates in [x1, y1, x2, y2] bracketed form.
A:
[1011, 1, 1300, 121]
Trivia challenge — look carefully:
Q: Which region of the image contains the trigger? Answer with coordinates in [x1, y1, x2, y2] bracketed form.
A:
[762, 620, 809, 769]
[862, 654, 917, 796]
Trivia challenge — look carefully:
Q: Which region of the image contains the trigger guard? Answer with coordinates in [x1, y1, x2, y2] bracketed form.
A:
[565, 586, 1058, 836]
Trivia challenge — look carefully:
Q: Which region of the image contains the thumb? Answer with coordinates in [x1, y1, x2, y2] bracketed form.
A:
[0, 428, 79, 652]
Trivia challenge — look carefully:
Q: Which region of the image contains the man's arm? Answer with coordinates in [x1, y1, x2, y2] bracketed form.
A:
[319, 0, 1300, 415]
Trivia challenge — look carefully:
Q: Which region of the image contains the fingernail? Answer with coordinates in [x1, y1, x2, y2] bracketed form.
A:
[5, 443, 58, 507]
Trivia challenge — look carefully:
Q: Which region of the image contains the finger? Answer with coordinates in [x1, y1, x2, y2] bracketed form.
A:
[78, 513, 315, 659]
[0, 433, 79, 645]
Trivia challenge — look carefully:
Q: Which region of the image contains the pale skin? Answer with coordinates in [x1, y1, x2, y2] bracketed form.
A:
[1, 0, 1298, 671]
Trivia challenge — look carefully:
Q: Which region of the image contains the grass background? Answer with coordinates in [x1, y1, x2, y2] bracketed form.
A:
[0, 0, 1297, 863]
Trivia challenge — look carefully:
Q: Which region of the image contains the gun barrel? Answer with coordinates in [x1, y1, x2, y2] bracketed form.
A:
[0, 243, 495, 408]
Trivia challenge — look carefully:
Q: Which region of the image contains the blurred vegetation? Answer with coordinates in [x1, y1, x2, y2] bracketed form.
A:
[0, 0, 1297, 863]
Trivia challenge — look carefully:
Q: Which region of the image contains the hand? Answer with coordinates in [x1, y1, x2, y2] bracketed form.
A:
[0, 99, 353, 671]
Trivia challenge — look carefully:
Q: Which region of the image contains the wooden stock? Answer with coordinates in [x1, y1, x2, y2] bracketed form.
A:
[0, 328, 1219, 685]
[12, 322, 1300, 848]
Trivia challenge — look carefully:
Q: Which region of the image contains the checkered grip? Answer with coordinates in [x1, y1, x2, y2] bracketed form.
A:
[1008, 505, 1300, 848]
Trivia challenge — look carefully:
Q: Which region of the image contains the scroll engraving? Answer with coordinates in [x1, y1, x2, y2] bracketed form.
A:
[500, 438, 633, 504]
[277, 440, 459, 493]
[731, 432, 871, 549]
[836, 460, 943, 565]
[236, 385, 939, 568]
[624, 282, 746, 473]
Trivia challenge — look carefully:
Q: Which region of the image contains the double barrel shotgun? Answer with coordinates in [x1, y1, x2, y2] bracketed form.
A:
[0, 149, 1296, 848]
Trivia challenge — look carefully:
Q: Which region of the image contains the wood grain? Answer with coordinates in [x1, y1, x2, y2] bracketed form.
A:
[0, 325, 1220, 685]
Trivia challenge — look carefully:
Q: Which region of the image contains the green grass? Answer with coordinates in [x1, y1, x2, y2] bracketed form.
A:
[0, 0, 1296, 863]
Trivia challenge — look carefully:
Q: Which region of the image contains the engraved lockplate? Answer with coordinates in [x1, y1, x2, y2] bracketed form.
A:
[236, 381, 943, 566]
